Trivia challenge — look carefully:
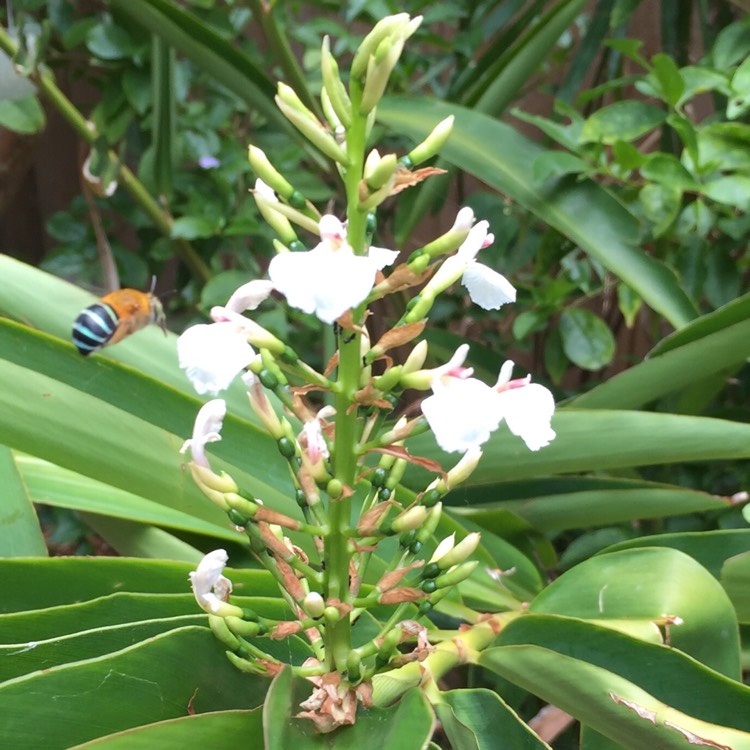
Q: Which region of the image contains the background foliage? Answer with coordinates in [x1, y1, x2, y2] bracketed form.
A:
[1, 1, 749, 748]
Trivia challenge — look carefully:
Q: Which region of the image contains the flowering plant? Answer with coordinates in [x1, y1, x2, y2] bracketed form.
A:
[177, 13, 555, 732]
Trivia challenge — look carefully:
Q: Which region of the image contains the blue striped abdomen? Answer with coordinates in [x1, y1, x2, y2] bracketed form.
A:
[72, 303, 118, 355]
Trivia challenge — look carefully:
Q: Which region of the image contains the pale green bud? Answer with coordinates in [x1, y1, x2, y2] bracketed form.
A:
[373, 364, 403, 393]
[225, 616, 262, 638]
[428, 448, 483, 493]
[418, 502, 443, 541]
[321, 36, 352, 126]
[364, 151, 398, 190]
[225, 493, 261, 519]
[209, 615, 242, 650]
[407, 115, 454, 165]
[303, 592, 326, 619]
[225, 650, 269, 675]
[320, 86, 342, 131]
[190, 463, 237, 510]
[402, 340, 428, 374]
[359, 174, 396, 211]
[434, 532, 481, 570]
[434, 560, 479, 588]
[358, 17, 422, 113]
[252, 179, 297, 245]
[247, 145, 295, 199]
[351, 14, 411, 79]
[391, 505, 428, 533]
[275, 91, 350, 165]
[411, 207, 474, 263]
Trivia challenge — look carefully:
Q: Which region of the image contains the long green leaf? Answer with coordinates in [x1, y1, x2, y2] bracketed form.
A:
[69, 710, 264, 749]
[0, 445, 46, 556]
[0, 556, 277, 613]
[571, 297, 750, 409]
[16, 454, 238, 542]
[378, 97, 697, 328]
[473, 0, 588, 114]
[452, 486, 729, 532]
[0, 627, 269, 750]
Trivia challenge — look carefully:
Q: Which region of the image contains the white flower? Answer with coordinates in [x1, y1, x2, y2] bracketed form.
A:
[180, 399, 226, 468]
[457, 221, 516, 310]
[420, 220, 515, 311]
[421, 348, 556, 454]
[495, 361, 556, 452]
[268, 215, 397, 324]
[420, 345, 504, 453]
[189, 549, 244, 618]
[178, 319, 256, 396]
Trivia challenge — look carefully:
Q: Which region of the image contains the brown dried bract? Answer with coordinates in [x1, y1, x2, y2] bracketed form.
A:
[377, 561, 424, 592]
[254, 507, 302, 530]
[270, 621, 304, 640]
[371, 445, 446, 475]
[297, 671, 373, 733]
[391, 165, 447, 195]
[357, 500, 398, 535]
[372, 321, 426, 356]
[379, 587, 426, 605]
[371, 263, 435, 298]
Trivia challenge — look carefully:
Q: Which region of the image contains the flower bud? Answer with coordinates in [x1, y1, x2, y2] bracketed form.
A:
[321, 36, 352, 126]
[351, 13, 411, 79]
[247, 146, 295, 200]
[416, 502, 442, 544]
[434, 560, 479, 588]
[390, 505, 427, 533]
[224, 493, 261, 519]
[190, 463, 237, 510]
[407, 115, 454, 165]
[427, 448, 483, 494]
[384, 458, 408, 490]
[225, 651, 269, 675]
[433, 532, 481, 570]
[225, 616, 262, 638]
[402, 340, 428, 374]
[415, 207, 475, 261]
[358, 18, 422, 114]
[365, 151, 398, 190]
[303, 592, 326, 619]
[252, 179, 298, 245]
[243, 372, 285, 439]
[275, 85, 350, 165]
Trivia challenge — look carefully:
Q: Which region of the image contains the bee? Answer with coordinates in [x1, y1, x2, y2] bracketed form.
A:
[72, 287, 167, 356]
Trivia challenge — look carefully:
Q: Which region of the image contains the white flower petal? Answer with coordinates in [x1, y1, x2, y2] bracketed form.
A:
[430, 533, 455, 563]
[269, 245, 377, 324]
[451, 207, 475, 233]
[422, 378, 503, 453]
[181, 399, 226, 467]
[498, 383, 556, 451]
[225, 280, 275, 313]
[368, 245, 399, 270]
[461, 263, 516, 310]
[178, 322, 256, 395]
[456, 220, 490, 262]
[189, 549, 243, 616]
[254, 178, 277, 201]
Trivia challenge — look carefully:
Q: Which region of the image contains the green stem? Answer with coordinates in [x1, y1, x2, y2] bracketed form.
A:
[322, 78, 372, 672]
[0, 26, 211, 284]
